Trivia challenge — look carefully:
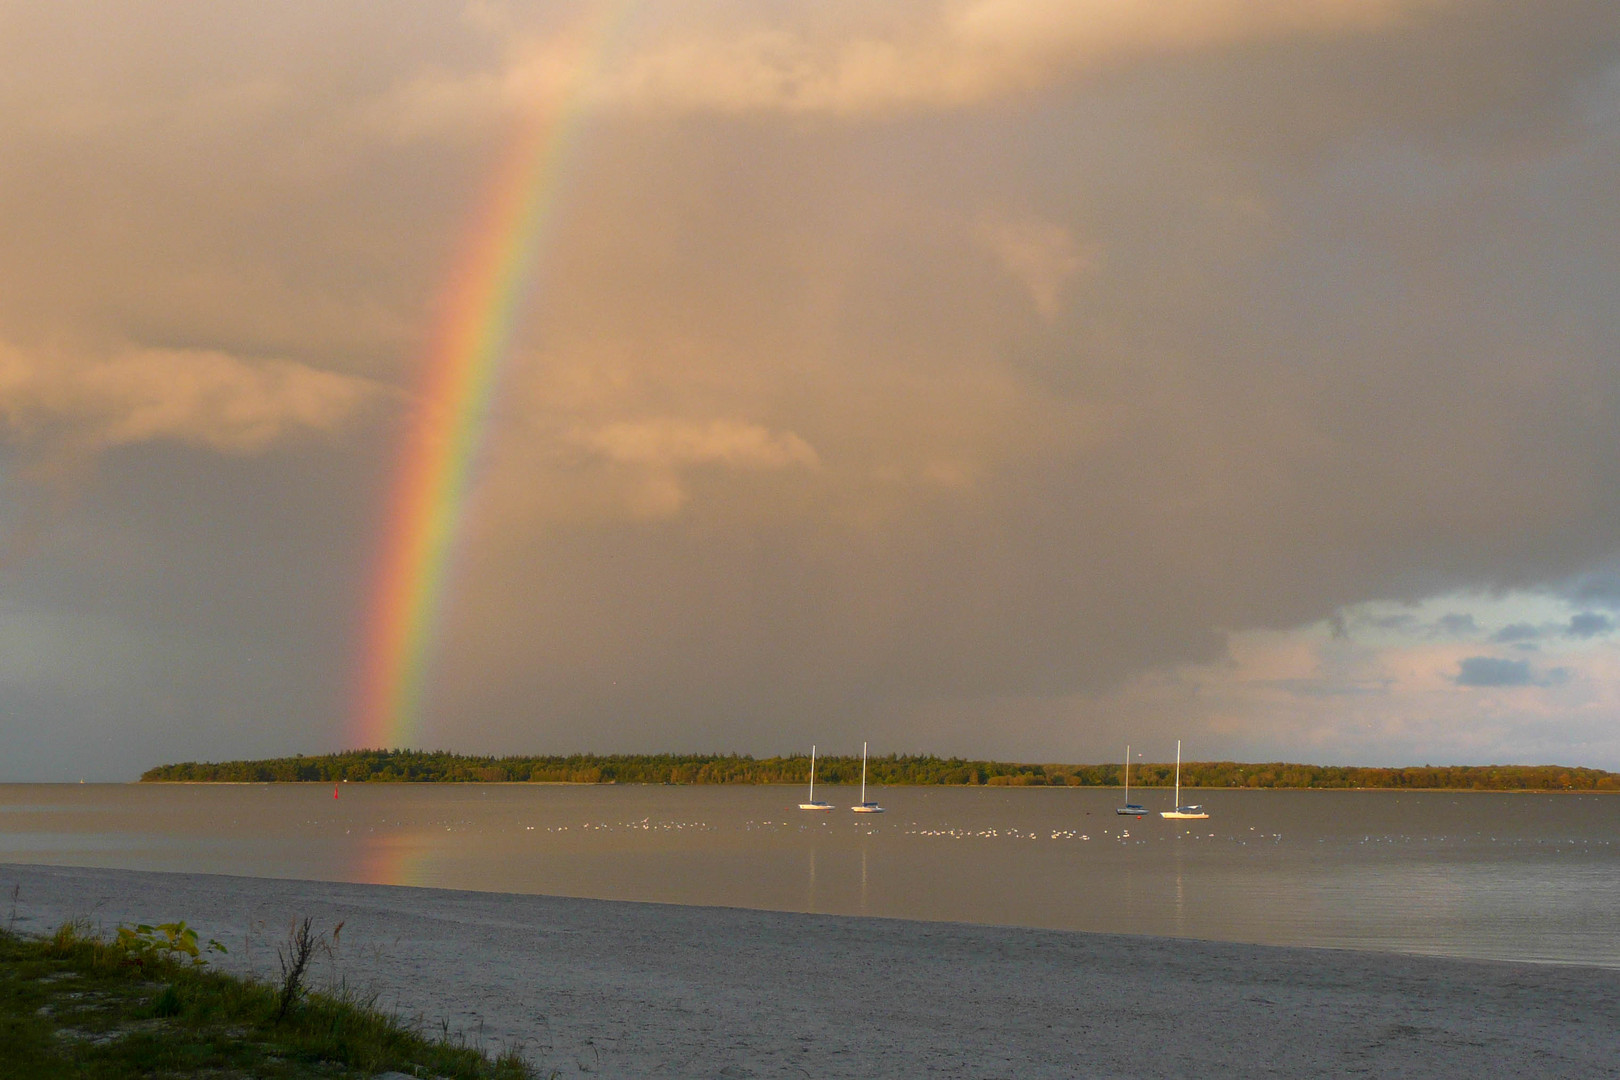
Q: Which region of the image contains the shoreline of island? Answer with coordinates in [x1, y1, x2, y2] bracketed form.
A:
[124, 779, 1620, 795]
[136, 749, 1620, 792]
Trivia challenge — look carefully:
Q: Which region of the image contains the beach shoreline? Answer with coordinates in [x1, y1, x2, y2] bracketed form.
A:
[4, 862, 1615, 1079]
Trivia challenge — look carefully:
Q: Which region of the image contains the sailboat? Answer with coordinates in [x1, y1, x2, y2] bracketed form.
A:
[1115, 744, 1147, 816]
[850, 741, 884, 813]
[1159, 740, 1209, 819]
[798, 745, 834, 811]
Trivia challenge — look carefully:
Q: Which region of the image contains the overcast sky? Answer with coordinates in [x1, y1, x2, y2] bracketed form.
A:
[3, 0, 1619, 780]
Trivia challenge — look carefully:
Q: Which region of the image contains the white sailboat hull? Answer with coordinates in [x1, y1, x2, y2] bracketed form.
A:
[799, 745, 834, 811]
[1160, 741, 1210, 820]
[850, 741, 884, 813]
[1115, 744, 1143, 816]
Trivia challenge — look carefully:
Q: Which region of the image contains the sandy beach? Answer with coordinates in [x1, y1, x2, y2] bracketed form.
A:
[4, 863, 1616, 1079]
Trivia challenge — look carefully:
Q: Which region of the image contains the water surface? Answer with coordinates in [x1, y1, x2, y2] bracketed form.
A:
[3, 783, 1616, 966]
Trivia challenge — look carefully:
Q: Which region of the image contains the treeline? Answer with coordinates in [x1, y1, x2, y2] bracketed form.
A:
[140, 750, 1620, 790]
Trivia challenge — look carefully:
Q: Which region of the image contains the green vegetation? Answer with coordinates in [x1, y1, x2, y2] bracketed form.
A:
[141, 749, 1620, 791]
[0, 919, 534, 1079]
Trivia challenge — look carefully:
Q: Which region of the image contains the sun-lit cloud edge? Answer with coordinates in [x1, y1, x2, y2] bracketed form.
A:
[364, 0, 1452, 137]
[0, 340, 378, 457]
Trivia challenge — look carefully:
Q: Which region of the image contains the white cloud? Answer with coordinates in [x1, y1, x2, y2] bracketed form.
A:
[978, 213, 1096, 319]
[365, 37, 587, 142]
[0, 341, 376, 456]
[563, 417, 820, 518]
[574, 417, 820, 471]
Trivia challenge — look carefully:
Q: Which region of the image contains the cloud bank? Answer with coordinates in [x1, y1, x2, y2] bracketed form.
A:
[600, 0, 1434, 115]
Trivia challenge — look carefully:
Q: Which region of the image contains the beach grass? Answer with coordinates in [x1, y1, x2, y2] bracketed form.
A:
[0, 920, 535, 1079]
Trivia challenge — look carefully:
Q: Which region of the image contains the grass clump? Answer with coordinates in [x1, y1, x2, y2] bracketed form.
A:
[0, 919, 535, 1079]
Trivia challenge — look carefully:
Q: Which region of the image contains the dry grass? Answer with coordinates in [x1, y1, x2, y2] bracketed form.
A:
[0, 920, 537, 1079]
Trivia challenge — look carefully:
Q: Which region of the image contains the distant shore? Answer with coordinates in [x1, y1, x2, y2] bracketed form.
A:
[5, 863, 1616, 1079]
[128, 778, 1620, 794]
[139, 749, 1620, 792]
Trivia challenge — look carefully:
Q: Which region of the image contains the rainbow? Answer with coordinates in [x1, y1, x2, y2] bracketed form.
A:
[351, 5, 630, 749]
[355, 831, 437, 890]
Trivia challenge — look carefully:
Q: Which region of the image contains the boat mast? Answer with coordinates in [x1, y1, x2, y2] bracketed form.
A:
[1173, 740, 1181, 809]
[860, 741, 868, 804]
[809, 745, 817, 802]
[1124, 744, 1130, 803]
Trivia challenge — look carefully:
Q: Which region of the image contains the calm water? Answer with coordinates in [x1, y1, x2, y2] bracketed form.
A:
[3, 783, 1617, 966]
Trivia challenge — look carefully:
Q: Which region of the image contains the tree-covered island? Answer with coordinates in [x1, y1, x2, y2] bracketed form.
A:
[140, 750, 1620, 790]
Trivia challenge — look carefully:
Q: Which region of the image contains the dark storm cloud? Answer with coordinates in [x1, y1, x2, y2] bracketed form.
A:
[1456, 657, 1535, 687]
[1567, 612, 1614, 638]
[1363, 612, 1415, 631]
[2, 1, 1620, 775]
[1436, 613, 1478, 636]
[1560, 568, 1620, 609]
[1492, 623, 1545, 643]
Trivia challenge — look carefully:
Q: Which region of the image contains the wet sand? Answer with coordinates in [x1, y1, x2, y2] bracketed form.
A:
[4, 863, 1616, 1079]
